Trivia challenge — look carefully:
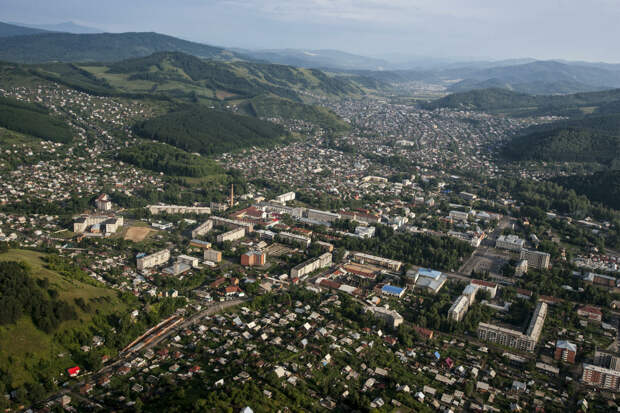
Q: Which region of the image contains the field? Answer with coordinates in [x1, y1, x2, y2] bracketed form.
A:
[0, 249, 124, 387]
[124, 225, 154, 242]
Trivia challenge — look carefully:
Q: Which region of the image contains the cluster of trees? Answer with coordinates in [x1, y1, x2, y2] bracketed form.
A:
[0, 96, 72, 143]
[553, 169, 620, 210]
[133, 106, 288, 155]
[0, 261, 77, 333]
[118, 143, 222, 177]
[334, 224, 474, 271]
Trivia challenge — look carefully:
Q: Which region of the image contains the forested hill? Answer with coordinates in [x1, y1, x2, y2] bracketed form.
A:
[0, 96, 73, 143]
[502, 112, 620, 167]
[0, 21, 49, 37]
[553, 170, 620, 210]
[422, 87, 620, 117]
[133, 106, 290, 155]
[0, 31, 242, 63]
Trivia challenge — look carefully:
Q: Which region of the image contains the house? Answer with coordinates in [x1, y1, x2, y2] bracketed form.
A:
[67, 366, 80, 377]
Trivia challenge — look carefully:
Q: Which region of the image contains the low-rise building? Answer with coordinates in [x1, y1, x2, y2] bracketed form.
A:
[204, 249, 222, 263]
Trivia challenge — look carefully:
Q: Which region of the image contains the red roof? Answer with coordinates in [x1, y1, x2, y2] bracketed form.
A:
[67, 366, 80, 377]
[471, 279, 497, 288]
[225, 285, 242, 294]
[579, 305, 602, 315]
[319, 279, 342, 290]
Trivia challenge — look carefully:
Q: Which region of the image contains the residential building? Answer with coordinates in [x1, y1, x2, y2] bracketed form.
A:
[582, 364, 620, 391]
[177, 254, 200, 268]
[204, 249, 222, 263]
[241, 251, 266, 267]
[137, 249, 170, 270]
[291, 253, 332, 278]
[274, 192, 296, 203]
[306, 208, 341, 224]
[217, 227, 246, 243]
[367, 306, 404, 328]
[147, 204, 211, 215]
[189, 239, 212, 250]
[278, 231, 311, 248]
[210, 216, 254, 232]
[520, 249, 551, 270]
[352, 252, 402, 271]
[470, 279, 498, 299]
[515, 259, 528, 276]
[448, 296, 470, 322]
[95, 194, 112, 211]
[355, 226, 376, 239]
[163, 262, 191, 276]
[477, 302, 547, 352]
[555, 340, 577, 364]
[191, 220, 213, 238]
[577, 305, 603, 323]
[73, 215, 123, 234]
[449, 210, 469, 223]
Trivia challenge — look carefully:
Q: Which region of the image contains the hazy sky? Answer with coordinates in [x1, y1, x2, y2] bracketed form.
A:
[4, 0, 620, 62]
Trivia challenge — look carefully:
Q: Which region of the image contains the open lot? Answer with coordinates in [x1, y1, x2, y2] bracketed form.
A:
[124, 226, 154, 242]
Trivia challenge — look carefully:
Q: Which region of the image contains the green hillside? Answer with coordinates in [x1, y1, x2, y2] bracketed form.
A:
[0, 249, 125, 389]
[502, 112, 620, 166]
[0, 31, 240, 63]
[423, 87, 620, 117]
[553, 170, 620, 210]
[241, 95, 349, 131]
[118, 142, 223, 177]
[133, 105, 289, 155]
[0, 96, 73, 143]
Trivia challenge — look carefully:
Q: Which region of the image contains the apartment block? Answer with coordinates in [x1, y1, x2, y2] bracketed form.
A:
[137, 249, 170, 270]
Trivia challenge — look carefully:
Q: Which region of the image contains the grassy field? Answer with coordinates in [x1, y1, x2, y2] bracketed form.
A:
[0, 249, 125, 387]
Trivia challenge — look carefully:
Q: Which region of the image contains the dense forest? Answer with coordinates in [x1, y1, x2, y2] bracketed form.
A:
[118, 143, 222, 177]
[0, 96, 73, 143]
[423, 87, 620, 117]
[502, 113, 620, 166]
[0, 261, 77, 333]
[133, 106, 289, 155]
[553, 170, 620, 210]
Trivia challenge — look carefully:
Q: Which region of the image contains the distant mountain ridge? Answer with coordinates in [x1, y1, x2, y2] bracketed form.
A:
[0, 31, 243, 63]
[236, 48, 389, 70]
[0, 21, 49, 37]
[8, 21, 102, 34]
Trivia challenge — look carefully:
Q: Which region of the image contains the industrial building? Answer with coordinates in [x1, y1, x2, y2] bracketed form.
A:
[381, 284, 406, 298]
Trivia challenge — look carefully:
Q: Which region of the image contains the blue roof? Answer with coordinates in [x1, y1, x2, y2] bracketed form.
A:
[382, 285, 405, 295]
[418, 268, 442, 280]
[434, 351, 441, 359]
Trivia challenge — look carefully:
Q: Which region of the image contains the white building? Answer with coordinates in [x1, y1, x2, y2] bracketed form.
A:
[275, 192, 296, 203]
[496, 234, 525, 252]
[137, 249, 170, 270]
[449, 296, 470, 322]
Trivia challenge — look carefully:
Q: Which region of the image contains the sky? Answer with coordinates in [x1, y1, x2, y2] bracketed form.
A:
[3, 0, 620, 62]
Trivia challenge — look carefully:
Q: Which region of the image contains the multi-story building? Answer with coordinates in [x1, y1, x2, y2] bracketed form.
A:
[204, 249, 222, 263]
[496, 234, 525, 252]
[95, 194, 112, 211]
[290, 253, 332, 278]
[367, 306, 404, 328]
[278, 231, 311, 248]
[515, 259, 528, 276]
[448, 295, 470, 322]
[210, 216, 254, 232]
[177, 254, 200, 268]
[352, 252, 402, 271]
[477, 302, 547, 352]
[470, 279, 498, 299]
[147, 205, 211, 215]
[217, 227, 246, 243]
[449, 210, 469, 223]
[189, 239, 212, 250]
[274, 192, 296, 203]
[241, 251, 266, 267]
[191, 220, 213, 239]
[582, 364, 620, 391]
[520, 249, 551, 270]
[137, 249, 170, 270]
[555, 340, 577, 364]
[306, 209, 341, 224]
[73, 215, 124, 234]
[577, 305, 603, 323]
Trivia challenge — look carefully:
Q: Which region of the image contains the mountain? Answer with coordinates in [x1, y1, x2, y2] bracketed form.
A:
[0, 21, 49, 37]
[9, 21, 102, 34]
[237, 48, 389, 70]
[422, 87, 620, 117]
[0, 31, 242, 63]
